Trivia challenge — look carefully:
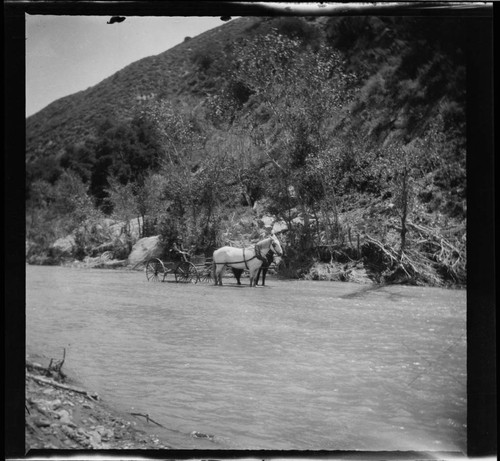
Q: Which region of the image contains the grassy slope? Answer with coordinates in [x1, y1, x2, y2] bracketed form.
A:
[26, 16, 465, 179]
[25, 17, 260, 160]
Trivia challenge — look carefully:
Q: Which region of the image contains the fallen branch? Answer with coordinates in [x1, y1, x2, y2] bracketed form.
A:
[407, 221, 464, 256]
[26, 361, 52, 375]
[130, 412, 165, 428]
[365, 234, 398, 265]
[26, 372, 99, 400]
[50, 347, 66, 373]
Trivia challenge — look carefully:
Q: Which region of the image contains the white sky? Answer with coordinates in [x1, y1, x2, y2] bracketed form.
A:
[25, 15, 226, 117]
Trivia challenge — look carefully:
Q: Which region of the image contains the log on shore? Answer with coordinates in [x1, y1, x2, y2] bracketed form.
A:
[26, 372, 99, 400]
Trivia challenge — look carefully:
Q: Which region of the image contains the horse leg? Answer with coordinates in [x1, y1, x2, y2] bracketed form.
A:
[232, 268, 242, 285]
[255, 268, 261, 286]
[213, 262, 223, 286]
[249, 268, 258, 287]
[218, 264, 226, 286]
[212, 262, 218, 285]
[262, 268, 268, 286]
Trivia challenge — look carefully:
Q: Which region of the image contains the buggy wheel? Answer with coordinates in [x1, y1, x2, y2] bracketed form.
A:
[146, 258, 167, 282]
[199, 265, 213, 283]
[175, 262, 199, 284]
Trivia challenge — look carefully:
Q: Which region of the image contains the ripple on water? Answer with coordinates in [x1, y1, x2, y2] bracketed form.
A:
[26, 266, 467, 451]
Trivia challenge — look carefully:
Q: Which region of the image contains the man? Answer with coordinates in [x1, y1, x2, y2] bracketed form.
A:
[255, 249, 274, 286]
[232, 249, 274, 286]
[171, 237, 189, 262]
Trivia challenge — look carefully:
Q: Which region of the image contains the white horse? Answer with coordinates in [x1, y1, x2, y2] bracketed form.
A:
[212, 234, 283, 287]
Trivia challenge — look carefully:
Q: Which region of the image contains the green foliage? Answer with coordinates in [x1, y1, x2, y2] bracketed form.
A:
[52, 171, 96, 220]
[25, 16, 467, 283]
[141, 100, 206, 166]
[219, 28, 356, 251]
[273, 17, 321, 48]
[191, 47, 216, 72]
[60, 142, 96, 183]
[89, 116, 162, 210]
[26, 156, 63, 198]
[122, 103, 241, 253]
[26, 171, 104, 261]
[105, 177, 138, 220]
[134, 172, 170, 237]
[326, 16, 378, 51]
[190, 46, 226, 76]
[157, 215, 182, 251]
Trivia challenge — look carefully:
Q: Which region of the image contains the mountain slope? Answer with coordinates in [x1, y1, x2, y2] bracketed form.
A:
[26, 17, 261, 160]
[25, 15, 468, 285]
[26, 15, 466, 167]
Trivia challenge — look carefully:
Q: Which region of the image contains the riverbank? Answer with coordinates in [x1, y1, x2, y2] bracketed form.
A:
[24, 268, 468, 452]
[25, 349, 172, 451]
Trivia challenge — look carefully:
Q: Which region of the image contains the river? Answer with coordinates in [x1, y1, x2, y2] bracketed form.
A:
[26, 265, 467, 452]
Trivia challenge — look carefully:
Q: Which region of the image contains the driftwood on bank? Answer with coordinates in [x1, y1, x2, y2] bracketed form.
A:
[48, 347, 66, 373]
[407, 220, 466, 282]
[26, 372, 99, 400]
[26, 348, 67, 379]
[26, 348, 100, 399]
[365, 234, 431, 282]
[364, 217, 466, 285]
[364, 234, 399, 265]
[130, 412, 165, 428]
[26, 361, 54, 375]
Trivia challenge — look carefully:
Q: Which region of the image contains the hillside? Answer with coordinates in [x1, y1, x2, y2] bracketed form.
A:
[27, 16, 465, 159]
[26, 15, 468, 286]
[26, 17, 259, 160]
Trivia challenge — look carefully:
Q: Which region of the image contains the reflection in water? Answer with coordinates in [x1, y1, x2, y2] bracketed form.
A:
[26, 266, 466, 452]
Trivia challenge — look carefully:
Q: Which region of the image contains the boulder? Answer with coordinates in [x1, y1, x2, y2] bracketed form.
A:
[272, 220, 288, 234]
[51, 235, 76, 257]
[259, 216, 274, 230]
[127, 236, 164, 268]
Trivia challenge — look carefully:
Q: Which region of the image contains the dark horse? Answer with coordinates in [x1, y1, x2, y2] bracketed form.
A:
[232, 249, 274, 286]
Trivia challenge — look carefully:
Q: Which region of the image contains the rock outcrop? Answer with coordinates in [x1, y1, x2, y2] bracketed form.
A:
[127, 236, 165, 268]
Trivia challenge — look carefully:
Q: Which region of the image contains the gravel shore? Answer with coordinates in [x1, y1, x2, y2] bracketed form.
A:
[25, 350, 172, 452]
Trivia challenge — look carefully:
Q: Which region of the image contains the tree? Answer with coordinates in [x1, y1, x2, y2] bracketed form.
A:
[59, 142, 96, 183]
[26, 171, 103, 259]
[210, 130, 266, 207]
[89, 116, 162, 209]
[222, 29, 355, 249]
[193, 152, 237, 251]
[141, 100, 206, 166]
[105, 176, 139, 253]
[134, 173, 171, 237]
[26, 179, 56, 248]
[26, 155, 62, 199]
[52, 171, 96, 220]
[379, 143, 427, 258]
[140, 100, 238, 252]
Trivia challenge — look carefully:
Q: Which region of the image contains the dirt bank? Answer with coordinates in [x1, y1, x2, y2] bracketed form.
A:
[25, 349, 172, 452]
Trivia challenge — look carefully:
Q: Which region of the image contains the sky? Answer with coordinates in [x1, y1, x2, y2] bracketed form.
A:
[25, 15, 227, 117]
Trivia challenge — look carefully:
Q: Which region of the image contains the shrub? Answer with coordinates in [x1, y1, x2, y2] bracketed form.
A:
[227, 80, 254, 106]
[274, 17, 320, 47]
[190, 46, 224, 75]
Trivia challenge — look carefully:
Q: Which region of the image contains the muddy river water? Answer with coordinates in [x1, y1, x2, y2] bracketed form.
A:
[26, 265, 466, 452]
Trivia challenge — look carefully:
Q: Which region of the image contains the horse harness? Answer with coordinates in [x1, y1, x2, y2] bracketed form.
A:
[216, 244, 271, 270]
